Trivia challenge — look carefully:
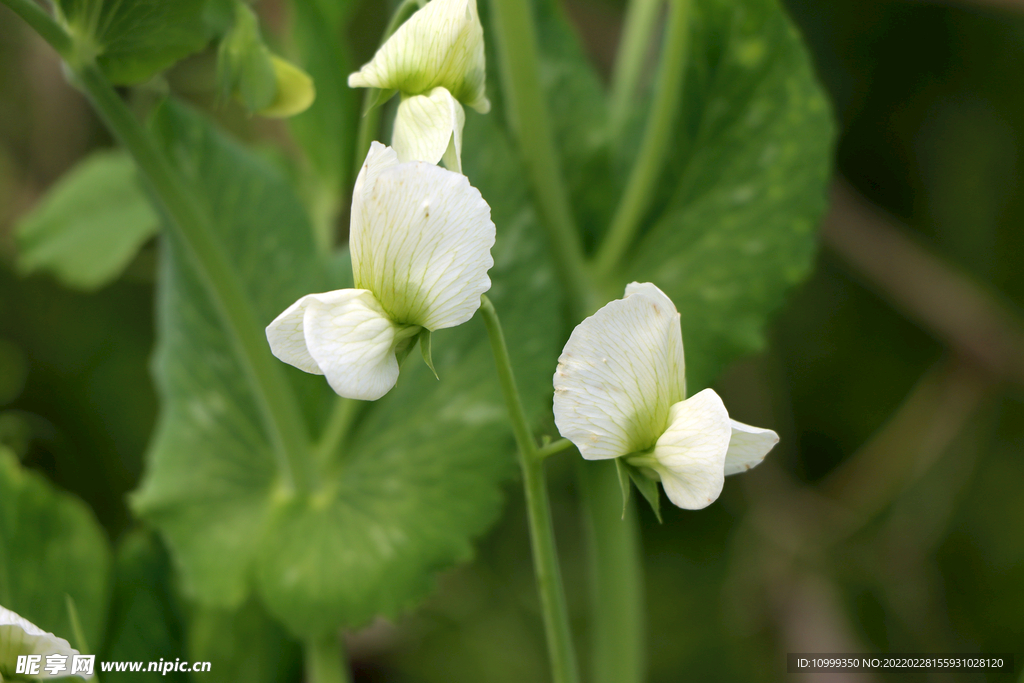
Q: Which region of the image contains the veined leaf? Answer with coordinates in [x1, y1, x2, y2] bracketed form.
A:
[56, 0, 209, 85]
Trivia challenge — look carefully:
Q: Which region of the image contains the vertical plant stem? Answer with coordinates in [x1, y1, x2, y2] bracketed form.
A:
[1, 0, 314, 492]
[594, 0, 692, 279]
[480, 296, 580, 683]
[316, 396, 361, 465]
[609, 0, 663, 138]
[305, 633, 352, 683]
[486, 0, 594, 318]
[579, 460, 646, 683]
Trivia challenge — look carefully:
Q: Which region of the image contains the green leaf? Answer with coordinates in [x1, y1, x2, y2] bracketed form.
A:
[620, 0, 836, 390]
[188, 599, 301, 683]
[15, 150, 158, 291]
[56, 0, 209, 85]
[217, 1, 277, 112]
[0, 447, 111, 651]
[101, 530, 188, 681]
[131, 101, 561, 636]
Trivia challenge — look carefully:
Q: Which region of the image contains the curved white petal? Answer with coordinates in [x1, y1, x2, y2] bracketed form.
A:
[553, 282, 686, 460]
[350, 152, 494, 330]
[347, 0, 490, 113]
[352, 141, 400, 199]
[0, 605, 83, 680]
[266, 289, 401, 401]
[649, 389, 731, 510]
[392, 88, 465, 173]
[724, 419, 778, 475]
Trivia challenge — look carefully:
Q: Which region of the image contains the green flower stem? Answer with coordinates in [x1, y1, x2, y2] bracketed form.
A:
[316, 397, 361, 466]
[1, 0, 73, 58]
[487, 0, 594, 318]
[579, 460, 645, 683]
[1, 0, 314, 492]
[480, 295, 580, 683]
[609, 0, 663, 139]
[536, 438, 575, 461]
[304, 634, 351, 683]
[594, 0, 692, 279]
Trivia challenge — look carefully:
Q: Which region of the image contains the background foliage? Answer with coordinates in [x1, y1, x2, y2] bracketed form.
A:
[1, 0, 1023, 681]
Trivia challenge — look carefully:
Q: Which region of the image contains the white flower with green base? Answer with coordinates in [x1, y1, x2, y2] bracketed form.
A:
[348, 0, 490, 173]
[0, 605, 85, 681]
[266, 142, 495, 401]
[553, 283, 779, 510]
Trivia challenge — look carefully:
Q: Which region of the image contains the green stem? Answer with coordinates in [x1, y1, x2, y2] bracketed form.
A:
[594, 0, 692, 279]
[316, 397, 361, 465]
[480, 296, 579, 683]
[579, 460, 645, 683]
[487, 0, 593, 318]
[536, 438, 575, 461]
[304, 633, 351, 683]
[609, 0, 663, 139]
[1, 0, 73, 57]
[2, 0, 314, 492]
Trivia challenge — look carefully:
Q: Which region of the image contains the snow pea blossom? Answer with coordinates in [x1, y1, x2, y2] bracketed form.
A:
[266, 143, 495, 401]
[348, 0, 490, 172]
[553, 283, 779, 510]
[0, 605, 85, 680]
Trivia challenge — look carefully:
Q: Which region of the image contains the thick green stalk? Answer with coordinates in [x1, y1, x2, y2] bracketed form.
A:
[579, 460, 645, 683]
[480, 296, 580, 683]
[594, 0, 692, 279]
[316, 397, 361, 466]
[486, 0, 593, 318]
[305, 634, 351, 683]
[1, 0, 73, 57]
[2, 0, 313, 492]
[609, 0, 663, 138]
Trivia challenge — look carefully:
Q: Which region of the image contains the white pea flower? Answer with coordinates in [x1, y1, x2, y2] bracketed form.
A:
[266, 142, 495, 401]
[553, 283, 779, 510]
[0, 605, 85, 680]
[348, 0, 490, 172]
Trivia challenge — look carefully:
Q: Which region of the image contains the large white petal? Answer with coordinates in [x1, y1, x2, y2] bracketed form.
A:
[347, 0, 490, 113]
[350, 155, 494, 331]
[0, 605, 84, 680]
[392, 88, 465, 173]
[352, 141, 400, 200]
[724, 419, 778, 475]
[649, 389, 731, 510]
[553, 282, 687, 460]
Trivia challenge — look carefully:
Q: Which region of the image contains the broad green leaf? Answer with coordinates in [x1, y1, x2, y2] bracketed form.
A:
[131, 100, 561, 636]
[620, 0, 836, 390]
[101, 530, 188, 681]
[0, 447, 111, 651]
[188, 600, 301, 683]
[56, 0, 208, 85]
[15, 150, 158, 291]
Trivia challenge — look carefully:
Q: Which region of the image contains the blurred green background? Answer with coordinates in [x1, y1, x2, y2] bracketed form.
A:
[1, 0, 1023, 681]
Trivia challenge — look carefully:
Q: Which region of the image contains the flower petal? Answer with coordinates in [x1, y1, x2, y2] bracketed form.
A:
[347, 0, 490, 113]
[553, 282, 687, 460]
[350, 151, 494, 330]
[302, 290, 401, 401]
[650, 389, 731, 510]
[0, 604, 83, 680]
[392, 87, 465, 173]
[724, 419, 778, 475]
[352, 141, 400, 199]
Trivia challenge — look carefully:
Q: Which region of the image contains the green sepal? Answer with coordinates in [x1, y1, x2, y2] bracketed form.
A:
[392, 324, 423, 366]
[362, 88, 397, 116]
[614, 458, 631, 519]
[621, 459, 662, 524]
[419, 329, 438, 380]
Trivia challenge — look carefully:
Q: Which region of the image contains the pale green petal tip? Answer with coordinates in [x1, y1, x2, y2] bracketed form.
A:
[258, 56, 316, 118]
